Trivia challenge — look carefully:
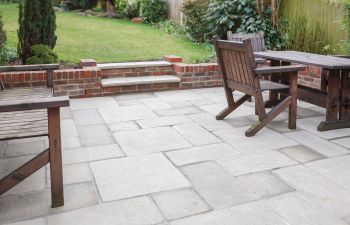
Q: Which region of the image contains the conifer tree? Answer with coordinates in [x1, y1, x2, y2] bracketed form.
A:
[18, 0, 57, 63]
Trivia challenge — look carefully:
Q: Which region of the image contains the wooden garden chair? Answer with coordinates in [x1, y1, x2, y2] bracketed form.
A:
[214, 37, 306, 136]
[0, 64, 69, 208]
[227, 32, 266, 64]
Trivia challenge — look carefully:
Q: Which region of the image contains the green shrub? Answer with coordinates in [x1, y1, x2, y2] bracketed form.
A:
[18, 0, 57, 63]
[26, 44, 58, 65]
[182, 0, 209, 43]
[116, 0, 128, 16]
[1, 47, 18, 65]
[140, 0, 167, 24]
[127, 0, 141, 19]
[154, 20, 187, 37]
[205, 0, 239, 39]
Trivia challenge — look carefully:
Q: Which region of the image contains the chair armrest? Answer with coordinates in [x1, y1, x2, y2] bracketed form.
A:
[0, 96, 70, 113]
[255, 58, 266, 64]
[254, 65, 306, 75]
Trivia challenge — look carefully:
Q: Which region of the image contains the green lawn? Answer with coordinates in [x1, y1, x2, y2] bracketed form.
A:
[0, 3, 211, 63]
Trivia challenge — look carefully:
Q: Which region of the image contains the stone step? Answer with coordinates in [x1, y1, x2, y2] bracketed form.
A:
[97, 61, 172, 70]
[101, 75, 181, 87]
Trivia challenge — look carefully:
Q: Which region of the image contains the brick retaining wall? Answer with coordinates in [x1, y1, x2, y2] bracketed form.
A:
[0, 55, 322, 98]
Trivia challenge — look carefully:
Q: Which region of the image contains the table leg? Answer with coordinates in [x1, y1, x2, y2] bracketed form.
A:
[340, 70, 350, 120]
[318, 70, 345, 131]
[48, 107, 64, 208]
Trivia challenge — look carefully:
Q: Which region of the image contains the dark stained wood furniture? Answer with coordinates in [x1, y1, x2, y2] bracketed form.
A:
[0, 64, 69, 208]
[255, 51, 350, 131]
[214, 38, 306, 137]
[227, 32, 266, 64]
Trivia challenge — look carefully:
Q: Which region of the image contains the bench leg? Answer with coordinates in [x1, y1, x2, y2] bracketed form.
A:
[48, 107, 64, 208]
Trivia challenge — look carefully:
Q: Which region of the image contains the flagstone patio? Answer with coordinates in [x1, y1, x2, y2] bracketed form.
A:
[0, 87, 350, 225]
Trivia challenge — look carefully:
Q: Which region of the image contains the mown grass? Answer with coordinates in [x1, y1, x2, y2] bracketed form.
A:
[0, 3, 211, 63]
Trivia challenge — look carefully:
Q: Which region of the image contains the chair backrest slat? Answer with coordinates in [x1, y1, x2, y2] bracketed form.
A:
[227, 31, 266, 52]
[214, 38, 258, 91]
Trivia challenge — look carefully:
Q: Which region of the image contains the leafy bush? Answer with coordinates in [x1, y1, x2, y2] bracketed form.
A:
[236, 3, 283, 49]
[26, 44, 58, 65]
[205, 0, 239, 39]
[116, 0, 128, 16]
[1, 47, 18, 65]
[140, 0, 167, 24]
[127, 0, 141, 19]
[182, 0, 209, 43]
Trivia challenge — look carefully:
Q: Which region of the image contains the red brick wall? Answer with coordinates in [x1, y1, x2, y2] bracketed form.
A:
[0, 57, 322, 98]
[0, 71, 47, 89]
[53, 67, 102, 97]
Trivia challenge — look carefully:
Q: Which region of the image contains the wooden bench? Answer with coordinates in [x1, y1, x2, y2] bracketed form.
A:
[0, 64, 69, 208]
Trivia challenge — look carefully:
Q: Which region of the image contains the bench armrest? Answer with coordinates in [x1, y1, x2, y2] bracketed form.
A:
[0, 96, 70, 113]
[254, 65, 306, 75]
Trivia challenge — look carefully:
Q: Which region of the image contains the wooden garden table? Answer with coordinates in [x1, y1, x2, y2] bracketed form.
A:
[255, 51, 350, 131]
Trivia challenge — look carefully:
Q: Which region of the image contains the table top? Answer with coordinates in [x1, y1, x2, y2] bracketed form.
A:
[255, 51, 350, 70]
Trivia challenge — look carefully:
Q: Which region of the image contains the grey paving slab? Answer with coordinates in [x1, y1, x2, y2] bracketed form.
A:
[173, 123, 221, 146]
[267, 120, 301, 133]
[0, 182, 98, 224]
[214, 127, 298, 153]
[284, 131, 349, 157]
[166, 143, 239, 166]
[47, 163, 91, 186]
[77, 124, 115, 147]
[181, 162, 292, 209]
[343, 214, 350, 224]
[279, 145, 325, 163]
[142, 98, 172, 110]
[61, 137, 81, 150]
[5, 140, 45, 157]
[137, 115, 192, 129]
[332, 137, 350, 149]
[264, 192, 348, 225]
[99, 105, 157, 123]
[152, 188, 210, 220]
[90, 154, 191, 202]
[72, 109, 104, 126]
[296, 117, 350, 139]
[70, 97, 119, 110]
[46, 196, 164, 225]
[168, 101, 193, 108]
[274, 165, 350, 217]
[62, 144, 124, 165]
[113, 127, 191, 155]
[187, 113, 233, 131]
[107, 121, 140, 132]
[4, 218, 46, 225]
[114, 92, 155, 101]
[60, 107, 73, 119]
[61, 119, 78, 138]
[306, 156, 350, 191]
[154, 90, 203, 102]
[155, 107, 201, 117]
[170, 201, 290, 225]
